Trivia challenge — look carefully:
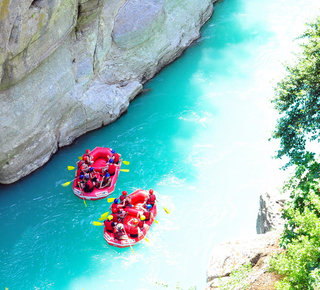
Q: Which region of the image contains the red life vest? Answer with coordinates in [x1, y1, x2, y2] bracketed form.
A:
[114, 153, 120, 164]
[83, 179, 94, 192]
[111, 203, 119, 213]
[129, 225, 139, 237]
[138, 220, 145, 229]
[108, 164, 116, 175]
[144, 211, 151, 221]
[112, 214, 119, 223]
[120, 195, 126, 202]
[104, 220, 115, 233]
[147, 194, 156, 205]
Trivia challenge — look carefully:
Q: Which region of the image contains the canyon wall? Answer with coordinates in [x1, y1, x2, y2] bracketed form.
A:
[0, 0, 216, 184]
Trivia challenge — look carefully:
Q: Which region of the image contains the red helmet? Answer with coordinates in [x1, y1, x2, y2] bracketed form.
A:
[149, 189, 154, 194]
[83, 155, 87, 160]
[132, 218, 139, 226]
[122, 191, 127, 195]
[80, 166, 85, 170]
[86, 149, 90, 153]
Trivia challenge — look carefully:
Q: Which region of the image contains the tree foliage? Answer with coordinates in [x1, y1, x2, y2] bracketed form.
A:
[269, 14, 320, 289]
[270, 191, 320, 289]
[272, 16, 320, 169]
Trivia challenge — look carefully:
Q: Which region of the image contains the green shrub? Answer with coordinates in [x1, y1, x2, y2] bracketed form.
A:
[218, 263, 252, 290]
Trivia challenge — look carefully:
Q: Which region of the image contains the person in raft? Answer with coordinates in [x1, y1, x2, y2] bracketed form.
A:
[106, 159, 120, 176]
[138, 215, 146, 231]
[88, 167, 99, 183]
[104, 215, 117, 233]
[99, 172, 111, 189]
[139, 189, 157, 210]
[76, 163, 89, 178]
[114, 223, 126, 240]
[138, 204, 153, 223]
[109, 200, 128, 222]
[108, 149, 122, 164]
[109, 198, 120, 213]
[76, 174, 85, 189]
[81, 173, 95, 193]
[128, 218, 140, 238]
[82, 149, 94, 164]
[146, 189, 157, 208]
[118, 191, 133, 208]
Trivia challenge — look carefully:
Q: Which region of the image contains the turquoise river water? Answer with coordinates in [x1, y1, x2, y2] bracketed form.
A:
[1, 0, 320, 289]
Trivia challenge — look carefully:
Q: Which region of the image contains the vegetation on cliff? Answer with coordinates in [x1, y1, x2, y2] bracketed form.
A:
[270, 15, 320, 289]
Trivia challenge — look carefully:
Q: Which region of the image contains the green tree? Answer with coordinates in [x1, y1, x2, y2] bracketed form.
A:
[271, 16, 320, 170]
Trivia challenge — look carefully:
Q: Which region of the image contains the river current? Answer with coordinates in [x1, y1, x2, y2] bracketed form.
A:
[1, 0, 320, 289]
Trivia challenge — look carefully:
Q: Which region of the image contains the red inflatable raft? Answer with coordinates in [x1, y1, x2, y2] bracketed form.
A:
[72, 147, 121, 200]
[104, 189, 157, 248]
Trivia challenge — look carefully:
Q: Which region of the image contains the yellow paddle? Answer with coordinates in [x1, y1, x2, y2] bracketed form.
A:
[68, 166, 76, 170]
[123, 161, 130, 165]
[78, 156, 83, 160]
[93, 221, 104, 226]
[108, 198, 115, 203]
[81, 193, 87, 207]
[100, 211, 109, 218]
[120, 169, 129, 172]
[154, 219, 158, 224]
[61, 179, 75, 187]
[99, 211, 110, 221]
[157, 200, 170, 214]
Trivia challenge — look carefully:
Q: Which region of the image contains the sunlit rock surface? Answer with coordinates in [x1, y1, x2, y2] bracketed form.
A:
[0, 0, 217, 184]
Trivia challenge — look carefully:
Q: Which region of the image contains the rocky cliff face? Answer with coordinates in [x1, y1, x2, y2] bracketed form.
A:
[206, 192, 288, 289]
[0, 0, 216, 184]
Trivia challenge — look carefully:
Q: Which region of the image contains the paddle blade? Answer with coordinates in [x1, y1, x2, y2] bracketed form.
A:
[99, 217, 107, 221]
[120, 169, 129, 172]
[83, 199, 87, 207]
[78, 156, 83, 160]
[68, 166, 75, 170]
[163, 206, 170, 214]
[62, 181, 72, 187]
[130, 245, 135, 255]
[123, 160, 130, 165]
[100, 211, 109, 218]
[144, 237, 149, 242]
[93, 221, 103, 226]
[108, 198, 115, 203]
[154, 219, 158, 224]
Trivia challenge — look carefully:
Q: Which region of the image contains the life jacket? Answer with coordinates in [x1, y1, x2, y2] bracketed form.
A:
[144, 211, 151, 221]
[129, 225, 139, 238]
[112, 214, 119, 223]
[138, 220, 145, 229]
[104, 220, 115, 233]
[83, 179, 94, 192]
[147, 194, 156, 206]
[119, 195, 131, 206]
[111, 203, 119, 213]
[114, 153, 120, 164]
[108, 164, 116, 175]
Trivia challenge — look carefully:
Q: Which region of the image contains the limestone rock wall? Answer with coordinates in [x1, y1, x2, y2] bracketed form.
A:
[0, 0, 217, 184]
